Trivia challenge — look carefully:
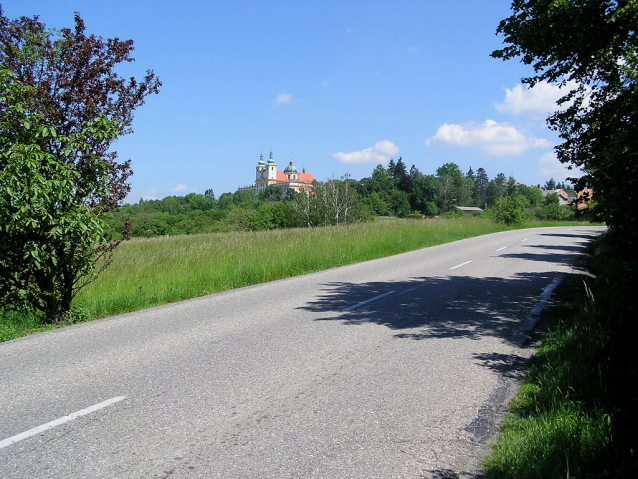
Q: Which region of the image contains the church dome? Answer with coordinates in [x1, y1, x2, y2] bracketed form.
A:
[267, 150, 275, 164]
[284, 160, 298, 174]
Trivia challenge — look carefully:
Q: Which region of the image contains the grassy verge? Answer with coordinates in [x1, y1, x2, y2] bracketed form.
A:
[482, 233, 637, 478]
[1, 217, 592, 341]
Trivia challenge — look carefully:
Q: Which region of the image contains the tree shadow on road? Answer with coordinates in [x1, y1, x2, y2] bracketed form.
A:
[296, 230, 596, 346]
[298, 271, 562, 346]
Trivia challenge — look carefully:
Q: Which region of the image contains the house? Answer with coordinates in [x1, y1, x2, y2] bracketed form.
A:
[576, 189, 594, 209]
[541, 188, 571, 205]
[239, 151, 315, 194]
[454, 206, 483, 215]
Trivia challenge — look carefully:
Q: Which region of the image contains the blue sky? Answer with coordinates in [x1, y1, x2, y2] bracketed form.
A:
[3, 0, 577, 203]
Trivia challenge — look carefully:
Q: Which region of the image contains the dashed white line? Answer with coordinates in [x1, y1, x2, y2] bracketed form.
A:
[521, 238, 529, 242]
[450, 260, 472, 270]
[400, 283, 426, 295]
[0, 396, 126, 450]
[496, 246, 508, 251]
[343, 291, 396, 311]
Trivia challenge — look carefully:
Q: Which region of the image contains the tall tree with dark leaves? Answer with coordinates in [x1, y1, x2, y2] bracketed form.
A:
[0, 9, 161, 209]
[475, 167, 489, 209]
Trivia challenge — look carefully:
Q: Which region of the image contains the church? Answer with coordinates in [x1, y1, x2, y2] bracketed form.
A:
[240, 151, 315, 194]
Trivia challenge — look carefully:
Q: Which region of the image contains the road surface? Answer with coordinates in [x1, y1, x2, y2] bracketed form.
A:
[0, 226, 605, 478]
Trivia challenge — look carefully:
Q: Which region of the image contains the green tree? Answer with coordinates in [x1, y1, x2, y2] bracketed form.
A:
[492, 195, 527, 226]
[493, 0, 638, 256]
[0, 10, 161, 209]
[0, 72, 127, 321]
[486, 173, 507, 207]
[517, 183, 544, 208]
[0, 8, 159, 321]
[475, 167, 489, 208]
[410, 173, 440, 215]
[294, 176, 368, 226]
[364, 191, 392, 216]
[436, 162, 473, 211]
[258, 185, 284, 202]
[362, 164, 395, 195]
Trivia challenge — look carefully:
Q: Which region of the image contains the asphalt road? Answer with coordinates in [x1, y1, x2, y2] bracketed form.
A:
[0, 226, 605, 478]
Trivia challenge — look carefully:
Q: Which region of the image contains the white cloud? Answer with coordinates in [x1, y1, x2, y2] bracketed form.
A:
[426, 119, 551, 156]
[141, 190, 158, 201]
[495, 81, 578, 119]
[171, 184, 188, 192]
[274, 93, 294, 105]
[537, 151, 581, 181]
[332, 140, 399, 165]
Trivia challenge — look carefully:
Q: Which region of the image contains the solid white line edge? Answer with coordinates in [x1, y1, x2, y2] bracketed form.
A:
[0, 396, 126, 450]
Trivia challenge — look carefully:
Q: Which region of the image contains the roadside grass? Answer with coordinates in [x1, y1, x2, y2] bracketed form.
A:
[0, 310, 56, 342]
[1, 217, 592, 341]
[482, 233, 637, 478]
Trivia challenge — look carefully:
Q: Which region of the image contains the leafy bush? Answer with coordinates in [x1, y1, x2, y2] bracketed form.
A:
[491, 195, 527, 226]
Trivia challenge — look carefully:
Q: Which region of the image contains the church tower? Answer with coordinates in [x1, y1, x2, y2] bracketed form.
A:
[266, 149, 277, 182]
[284, 157, 298, 180]
[255, 152, 267, 191]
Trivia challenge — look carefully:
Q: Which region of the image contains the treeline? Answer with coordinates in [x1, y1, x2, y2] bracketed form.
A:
[106, 158, 582, 238]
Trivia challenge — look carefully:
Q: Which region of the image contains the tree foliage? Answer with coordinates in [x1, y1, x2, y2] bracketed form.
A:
[0, 71, 127, 321]
[492, 195, 527, 226]
[0, 8, 161, 209]
[0, 9, 159, 321]
[294, 176, 369, 227]
[493, 0, 638, 256]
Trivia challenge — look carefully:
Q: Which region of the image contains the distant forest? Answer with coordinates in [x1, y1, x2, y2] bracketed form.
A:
[105, 158, 581, 238]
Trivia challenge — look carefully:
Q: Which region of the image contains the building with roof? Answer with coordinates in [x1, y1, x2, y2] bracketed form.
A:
[240, 151, 315, 194]
[576, 189, 594, 209]
[454, 206, 483, 215]
[541, 188, 572, 205]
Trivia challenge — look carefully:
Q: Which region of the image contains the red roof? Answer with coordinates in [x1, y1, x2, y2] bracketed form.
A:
[577, 189, 594, 209]
[275, 170, 315, 185]
[298, 172, 314, 184]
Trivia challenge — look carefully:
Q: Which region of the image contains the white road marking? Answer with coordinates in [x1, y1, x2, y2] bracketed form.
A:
[343, 291, 396, 311]
[0, 396, 126, 450]
[400, 284, 426, 295]
[513, 275, 564, 346]
[521, 238, 529, 242]
[450, 260, 472, 270]
[496, 246, 508, 251]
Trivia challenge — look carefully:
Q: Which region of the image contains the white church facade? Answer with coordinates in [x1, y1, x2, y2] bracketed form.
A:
[240, 151, 315, 194]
